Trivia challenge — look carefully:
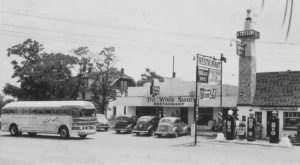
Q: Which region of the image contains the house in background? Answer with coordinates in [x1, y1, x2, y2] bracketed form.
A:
[77, 68, 136, 117]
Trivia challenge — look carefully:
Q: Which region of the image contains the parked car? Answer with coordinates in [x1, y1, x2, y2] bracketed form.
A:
[133, 116, 159, 136]
[155, 117, 190, 138]
[96, 114, 111, 131]
[114, 115, 137, 133]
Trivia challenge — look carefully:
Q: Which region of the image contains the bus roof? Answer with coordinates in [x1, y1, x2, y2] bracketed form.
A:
[3, 101, 95, 109]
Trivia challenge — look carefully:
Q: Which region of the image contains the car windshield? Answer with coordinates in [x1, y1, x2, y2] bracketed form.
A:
[116, 116, 130, 121]
[160, 118, 173, 124]
[97, 114, 108, 122]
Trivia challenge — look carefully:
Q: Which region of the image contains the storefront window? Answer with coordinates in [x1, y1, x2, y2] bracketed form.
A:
[283, 112, 300, 130]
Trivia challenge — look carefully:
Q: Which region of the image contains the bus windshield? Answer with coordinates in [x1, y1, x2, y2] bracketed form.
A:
[72, 109, 96, 117]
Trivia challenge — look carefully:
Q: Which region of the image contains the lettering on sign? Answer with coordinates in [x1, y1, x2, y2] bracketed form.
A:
[208, 69, 221, 84]
[200, 88, 216, 99]
[198, 56, 221, 70]
[146, 97, 194, 106]
[198, 68, 209, 83]
[260, 107, 298, 111]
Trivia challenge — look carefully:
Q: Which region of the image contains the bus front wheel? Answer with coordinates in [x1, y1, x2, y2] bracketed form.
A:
[59, 126, 70, 139]
[9, 124, 19, 136]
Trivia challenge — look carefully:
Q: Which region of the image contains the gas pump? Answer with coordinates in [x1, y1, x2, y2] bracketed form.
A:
[247, 110, 257, 141]
[225, 110, 236, 140]
[269, 111, 279, 143]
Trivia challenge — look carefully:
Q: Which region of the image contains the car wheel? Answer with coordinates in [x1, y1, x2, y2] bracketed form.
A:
[9, 125, 19, 136]
[104, 128, 108, 131]
[149, 129, 155, 136]
[116, 130, 120, 134]
[174, 131, 179, 138]
[59, 127, 70, 139]
[136, 132, 140, 136]
[80, 135, 87, 139]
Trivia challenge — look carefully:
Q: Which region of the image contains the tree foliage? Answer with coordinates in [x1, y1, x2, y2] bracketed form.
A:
[3, 39, 79, 100]
[90, 47, 118, 113]
[137, 68, 164, 86]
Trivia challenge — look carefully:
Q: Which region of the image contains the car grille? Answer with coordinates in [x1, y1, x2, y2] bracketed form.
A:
[158, 125, 171, 132]
[136, 123, 148, 130]
[115, 121, 128, 129]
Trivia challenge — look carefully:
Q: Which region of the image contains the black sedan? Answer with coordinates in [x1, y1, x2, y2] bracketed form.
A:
[133, 116, 159, 136]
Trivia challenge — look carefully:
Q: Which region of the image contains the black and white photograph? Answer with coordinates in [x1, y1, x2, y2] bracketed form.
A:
[0, 0, 300, 165]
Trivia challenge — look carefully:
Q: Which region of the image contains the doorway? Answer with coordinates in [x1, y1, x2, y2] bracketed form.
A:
[180, 108, 188, 124]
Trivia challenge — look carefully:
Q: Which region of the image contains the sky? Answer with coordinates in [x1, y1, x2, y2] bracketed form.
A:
[0, 0, 300, 97]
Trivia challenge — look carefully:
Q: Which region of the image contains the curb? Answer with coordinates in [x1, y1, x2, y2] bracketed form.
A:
[213, 139, 292, 148]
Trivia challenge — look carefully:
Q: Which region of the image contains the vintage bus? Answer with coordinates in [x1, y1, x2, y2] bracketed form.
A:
[1, 101, 97, 139]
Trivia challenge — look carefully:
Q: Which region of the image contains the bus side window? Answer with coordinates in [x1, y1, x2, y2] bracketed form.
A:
[45, 109, 52, 115]
[31, 109, 37, 115]
[16, 109, 22, 114]
[2, 109, 8, 114]
[23, 108, 30, 114]
[10, 109, 16, 114]
[36, 109, 44, 115]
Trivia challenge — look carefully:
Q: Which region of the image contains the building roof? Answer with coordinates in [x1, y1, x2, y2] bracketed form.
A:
[3, 101, 95, 109]
[252, 71, 300, 106]
[82, 71, 136, 86]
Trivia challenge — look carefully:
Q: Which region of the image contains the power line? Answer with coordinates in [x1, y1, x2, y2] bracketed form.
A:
[2, 8, 300, 46]
[1, 24, 300, 57]
[1, 30, 299, 64]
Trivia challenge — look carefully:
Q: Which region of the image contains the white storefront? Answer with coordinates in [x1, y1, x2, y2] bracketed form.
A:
[110, 78, 238, 126]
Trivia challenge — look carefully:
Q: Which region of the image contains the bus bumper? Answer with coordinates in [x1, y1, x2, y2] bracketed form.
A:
[71, 126, 96, 136]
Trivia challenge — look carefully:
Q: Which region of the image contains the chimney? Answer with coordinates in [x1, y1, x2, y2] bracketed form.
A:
[121, 68, 124, 76]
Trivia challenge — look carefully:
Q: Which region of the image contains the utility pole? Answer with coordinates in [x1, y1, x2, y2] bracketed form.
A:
[220, 53, 227, 130]
[194, 54, 199, 145]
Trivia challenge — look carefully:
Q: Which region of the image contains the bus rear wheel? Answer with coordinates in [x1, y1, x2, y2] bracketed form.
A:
[59, 126, 70, 139]
[9, 124, 19, 136]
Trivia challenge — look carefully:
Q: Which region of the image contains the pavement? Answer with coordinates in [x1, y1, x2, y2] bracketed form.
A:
[1, 130, 300, 165]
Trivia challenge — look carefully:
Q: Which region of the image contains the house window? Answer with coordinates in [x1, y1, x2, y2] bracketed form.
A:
[283, 112, 300, 130]
[113, 106, 116, 116]
[81, 92, 86, 100]
[82, 78, 88, 88]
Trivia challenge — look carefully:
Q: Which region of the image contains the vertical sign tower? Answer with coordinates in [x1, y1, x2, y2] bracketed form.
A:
[237, 10, 260, 105]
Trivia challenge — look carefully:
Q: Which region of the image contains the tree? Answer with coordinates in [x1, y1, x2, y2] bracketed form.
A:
[0, 94, 14, 113]
[70, 46, 94, 99]
[3, 39, 79, 100]
[90, 47, 118, 114]
[137, 68, 164, 86]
